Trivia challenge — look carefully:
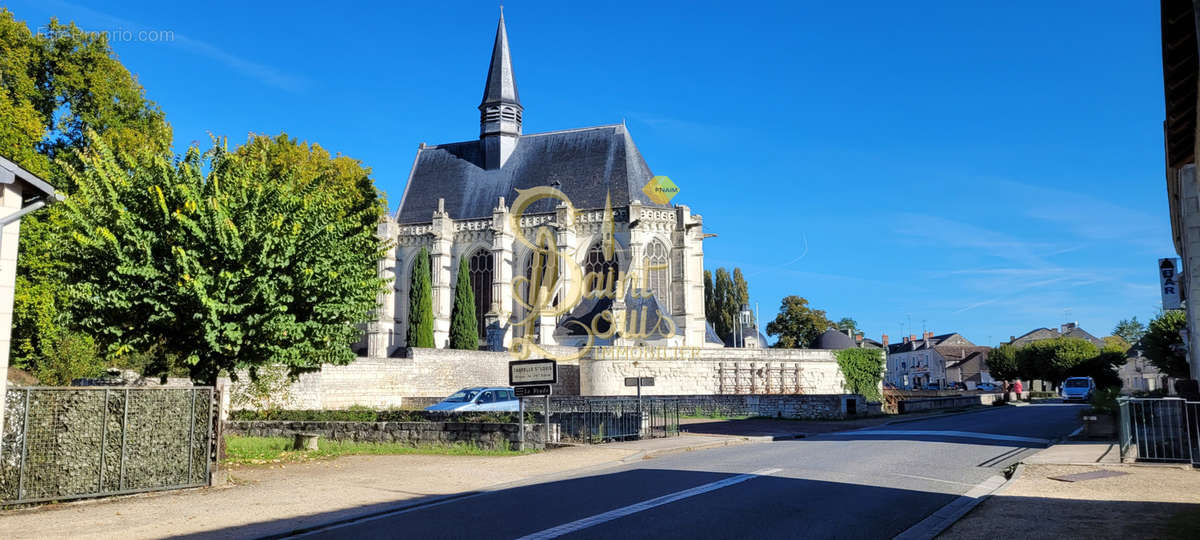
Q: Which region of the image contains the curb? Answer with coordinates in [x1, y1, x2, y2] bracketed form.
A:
[892, 473, 1013, 540]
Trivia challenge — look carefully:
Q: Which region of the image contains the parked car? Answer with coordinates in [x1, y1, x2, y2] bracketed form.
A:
[1060, 377, 1096, 402]
[425, 387, 520, 412]
[976, 382, 999, 392]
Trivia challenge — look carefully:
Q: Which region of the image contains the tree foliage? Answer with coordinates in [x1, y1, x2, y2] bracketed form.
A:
[58, 134, 386, 384]
[834, 348, 883, 401]
[705, 266, 753, 344]
[987, 343, 1020, 382]
[448, 257, 478, 350]
[766, 296, 831, 349]
[2, 10, 173, 374]
[1143, 310, 1189, 379]
[407, 247, 435, 348]
[1112, 317, 1147, 345]
[835, 317, 859, 336]
[1015, 338, 1098, 386]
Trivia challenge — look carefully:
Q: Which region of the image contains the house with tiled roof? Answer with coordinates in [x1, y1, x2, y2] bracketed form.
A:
[1006, 322, 1106, 349]
[884, 332, 983, 389]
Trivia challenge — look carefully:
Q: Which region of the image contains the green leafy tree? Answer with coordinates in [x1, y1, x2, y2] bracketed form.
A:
[732, 268, 750, 312]
[407, 248, 435, 348]
[32, 332, 104, 385]
[448, 257, 478, 350]
[987, 343, 1020, 382]
[1015, 338, 1098, 386]
[1143, 310, 1189, 379]
[835, 317, 859, 336]
[58, 134, 385, 384]
[2, 10, 173, 374]
[1069, 341, 1125, 390]
[766, 296, 831, 349]
[1112, 317, 1147, 345]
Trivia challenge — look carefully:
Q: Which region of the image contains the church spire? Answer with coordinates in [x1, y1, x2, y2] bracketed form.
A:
[479, 10, 522, 169]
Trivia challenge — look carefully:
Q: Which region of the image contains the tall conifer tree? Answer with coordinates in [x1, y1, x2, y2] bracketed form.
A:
[449, 258, 478, 350]
[407, 248, 434, 348]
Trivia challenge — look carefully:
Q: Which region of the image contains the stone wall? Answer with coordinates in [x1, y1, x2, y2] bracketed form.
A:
[546, 394, 876, 420]
[231, 346, 851, 410]
[896, 393, 1001, 414]
[227, 420, 554, 450]
[580, 348, 846, 396]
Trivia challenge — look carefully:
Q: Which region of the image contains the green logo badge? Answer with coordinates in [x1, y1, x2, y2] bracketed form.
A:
[642, 175, 679, 205]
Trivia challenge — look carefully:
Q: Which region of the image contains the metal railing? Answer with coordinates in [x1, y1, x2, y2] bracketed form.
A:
[1, 386, 215, 505]
[1117, 397, 1199, 466]
[551, 398, 679, 444]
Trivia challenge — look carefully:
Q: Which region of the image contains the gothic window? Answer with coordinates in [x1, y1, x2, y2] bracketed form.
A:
[584, 242, 620, 297]
[468, 249, 493, 338]
[645, 240, 670, 312]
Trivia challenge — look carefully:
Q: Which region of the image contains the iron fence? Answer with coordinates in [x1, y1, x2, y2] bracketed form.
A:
[551, 398, 679, 444]
[1117, 397, 1200, 466]
[1, 386, 215, 505]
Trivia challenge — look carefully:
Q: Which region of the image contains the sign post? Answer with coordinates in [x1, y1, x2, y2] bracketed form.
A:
[510, 359, 557, 449]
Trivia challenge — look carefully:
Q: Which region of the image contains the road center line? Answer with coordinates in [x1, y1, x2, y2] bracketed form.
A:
[514, 468, 782, 540]
[828, 430, 1050, 445]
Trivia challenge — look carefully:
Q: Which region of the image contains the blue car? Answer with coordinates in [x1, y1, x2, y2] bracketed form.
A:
[1061, 377, 1095, 402]
[425, 387, 520, 412]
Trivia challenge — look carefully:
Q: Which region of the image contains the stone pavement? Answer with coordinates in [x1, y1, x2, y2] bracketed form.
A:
[940, 442, 1200, 539]
[0, 433, 760, 539]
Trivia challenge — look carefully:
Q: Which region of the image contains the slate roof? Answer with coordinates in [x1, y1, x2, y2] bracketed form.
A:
[813, 329, 855, 350]
[1008, 326, 1105, 348]
[556, 293, 673, 339]
[887, 333, 970, 355]
[480, 12, 520, 109]
[395, 124, 667, 223]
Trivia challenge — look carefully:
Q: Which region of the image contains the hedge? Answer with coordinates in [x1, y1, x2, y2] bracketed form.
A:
[229, 409, 530, 423]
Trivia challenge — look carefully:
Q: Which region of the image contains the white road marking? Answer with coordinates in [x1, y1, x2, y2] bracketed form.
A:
[514, 468, 782, 540]
[891, 473, 977, 488]
[827, 429, 1050, 445]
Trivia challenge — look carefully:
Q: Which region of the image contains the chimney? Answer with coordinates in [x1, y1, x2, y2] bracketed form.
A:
[909, 334, 917, 343]
[902, 335, 910, 344]
[882, 333, 889, 347]
[924, 331, 933, 340]
[1060, 322, 1076, 333]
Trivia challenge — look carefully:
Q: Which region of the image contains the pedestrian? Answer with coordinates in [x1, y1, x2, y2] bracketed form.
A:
[1013, 379, 1024, 401]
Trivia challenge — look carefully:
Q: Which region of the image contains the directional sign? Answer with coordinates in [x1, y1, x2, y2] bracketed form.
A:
[509, 359, 557, 386]
[624, 377, 655, 387]
[514, 385, 552, 397]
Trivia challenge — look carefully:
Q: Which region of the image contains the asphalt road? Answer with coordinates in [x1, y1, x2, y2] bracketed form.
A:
[287, 402, 1085, 540]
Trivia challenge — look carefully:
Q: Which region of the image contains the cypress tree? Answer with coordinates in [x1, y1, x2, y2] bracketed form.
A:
[407, 248, 435, 348]
[713, 268, 735, 342]
[449, 257, 478, 350]
[703, 270, 715, 325]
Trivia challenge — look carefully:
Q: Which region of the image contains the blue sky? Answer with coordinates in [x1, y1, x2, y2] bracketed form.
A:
[5, 0, 1172, 346]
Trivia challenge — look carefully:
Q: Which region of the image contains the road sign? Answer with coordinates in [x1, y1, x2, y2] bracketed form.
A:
[514, 384, 552, 397]
[509, 359, 557, 386]
[624, 377, 655, 387]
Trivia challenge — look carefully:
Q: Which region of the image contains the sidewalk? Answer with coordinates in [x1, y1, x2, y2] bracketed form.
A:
[0, 433, 755, 539]
[940, 443, 1200, 539]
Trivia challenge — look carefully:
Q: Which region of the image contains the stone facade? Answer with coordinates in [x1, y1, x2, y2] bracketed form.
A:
[227, 420, 554, 450]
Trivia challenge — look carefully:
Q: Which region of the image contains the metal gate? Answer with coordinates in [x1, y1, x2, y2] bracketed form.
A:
[1, 386, 217, 505]
[552, 398, 679, 444]
[1117, 397, 1200, 466]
